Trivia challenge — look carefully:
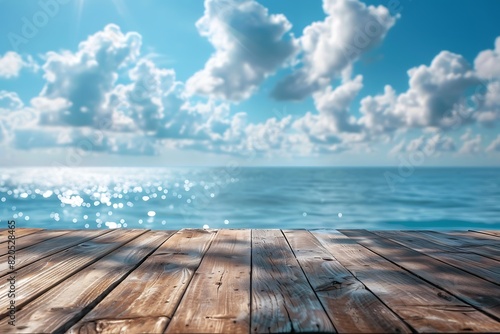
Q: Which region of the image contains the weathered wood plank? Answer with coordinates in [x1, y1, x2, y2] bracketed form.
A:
[410, 231, 500, 260]
[374, 231, 500, 285]
[0, 230, 71, 256]
[68, 229, 216, 334]
[313, 230, 500, 333]
[340, 229, 500, 321]
[0, 229, 146, 320]
[0, 228, 43, 243]
[165, 229, 251, 334]
[251, 229, 335, 333]
[445, 230, 500, 247]
[472, 230, 500, 238]
[0, 229, 111, 278]
[0, 231, 174, 333]
[283, 230, 411, 333]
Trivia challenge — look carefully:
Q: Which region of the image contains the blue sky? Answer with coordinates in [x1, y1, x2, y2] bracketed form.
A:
[1, 0, 500, 166]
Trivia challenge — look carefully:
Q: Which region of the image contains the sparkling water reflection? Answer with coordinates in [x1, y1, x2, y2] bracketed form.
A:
[0, 167, 499, 230]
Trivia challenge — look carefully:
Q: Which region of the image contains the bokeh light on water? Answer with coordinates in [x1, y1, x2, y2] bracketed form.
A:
[1, 167, 499, 230]
[0, 167, 239, 230]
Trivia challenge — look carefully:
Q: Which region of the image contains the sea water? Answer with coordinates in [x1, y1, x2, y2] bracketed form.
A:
[0, 167, 499, 230]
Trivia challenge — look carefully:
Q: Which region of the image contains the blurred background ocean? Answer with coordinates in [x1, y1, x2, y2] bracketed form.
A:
[1, 167, 499, 230]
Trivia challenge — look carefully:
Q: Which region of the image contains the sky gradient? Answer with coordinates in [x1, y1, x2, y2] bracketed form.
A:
[1, 0, 500, 166]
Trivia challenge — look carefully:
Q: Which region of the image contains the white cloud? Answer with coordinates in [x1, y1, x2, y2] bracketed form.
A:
[243, 116, 292, 153]
[36, 24, 142, 128]
[473, 38, 500, 126]
[186, 0, 298, 101]
[394, 51, 478, 128]
[11, 125, 158, 156]
[3, 20, 500, 161]
[313, 75, 363, 133]
[426, 134, 456, 153]
[272, 0, 398, 100]
[0, 52, 38, 78]
[292, 76, 364, 149]
[359, 85, 399, 135]
[486, 135, 500, 152]
[389, 133, 456, 157]
[105, 58, 177, 133]
[0, 52, 25, 79]
[358, 51, 479, 139]
[127, 59, 176, 132]
[106, 135, 158, 156]
[0, 91, 38, 145]
[0, 91, 25, 143]
[473, 83, 500, 127]
[458, 129, 482, 155]
[474, 37, 500, 80]
[0, 91, 24, 111]
[1, 25, 161, 156]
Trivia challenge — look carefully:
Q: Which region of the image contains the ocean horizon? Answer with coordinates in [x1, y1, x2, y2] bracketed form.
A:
[2, 167, 499, 231]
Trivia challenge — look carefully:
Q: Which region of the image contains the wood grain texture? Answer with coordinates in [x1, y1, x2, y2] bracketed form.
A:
[251, 229, 335, 333]
[473, 230, 500, 238]
[374, 231, 500, 285]
[0, 229, 71, 256]
[412, 231, 500, 259]
[2, 228, 499, 333]
[283, 230, 411, 334]
[0, 229, 111, 278]
[68, 229, 217, 334]
[340, 229, 500, 321]
[445, 230, 500, 247]
[0, 228, 43, 243]
[313, 230, 500, 333]
[0, 229, 146, 319]
[165, 229, 251, 334]
[0, 231, 173, 333]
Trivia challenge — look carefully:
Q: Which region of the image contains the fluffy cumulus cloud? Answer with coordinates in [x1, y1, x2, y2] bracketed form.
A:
[354, 38, 500, 156]
[390, 133, 456, 156]
[396, 51, 478, 128]
[0, 91, 38, 144]
[2, 3, 500, 160]
[295, 48, 494, 155]
[2, 25, 156, 155]
[360, 51, 479, 134]
[472, 38, 500, 126]
[313, 75, 363, 133]
[293, 76, 364, 150]
[0, 52, 37, 79]
[474, 37, 500, 80]
[272, 0, 398, 100]
[293, 51, 484, 152]
[0, 52, 25, 79]
[35, 24, 142, 128]
[473, 81, 500, 126]
[1, 23, 260, 156]
[243, 116, 292, 153]
[359, 85, 399, 136]
[186, 0, 298, 101]
[106, 57, 251, 148]
[105, 58, 178, 133]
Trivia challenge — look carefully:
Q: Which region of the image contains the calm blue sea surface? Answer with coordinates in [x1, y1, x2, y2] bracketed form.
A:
[0, 167, 499, 230]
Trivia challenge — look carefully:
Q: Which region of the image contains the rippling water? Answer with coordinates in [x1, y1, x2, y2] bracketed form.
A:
[1, 167, 499, 230]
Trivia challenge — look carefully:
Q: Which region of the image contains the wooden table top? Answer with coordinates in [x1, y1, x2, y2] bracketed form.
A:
[0, 228, 499, 333]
